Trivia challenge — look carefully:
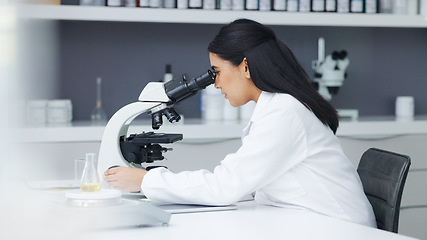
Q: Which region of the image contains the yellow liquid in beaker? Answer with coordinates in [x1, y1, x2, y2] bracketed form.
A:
[80, 184, 101, 192]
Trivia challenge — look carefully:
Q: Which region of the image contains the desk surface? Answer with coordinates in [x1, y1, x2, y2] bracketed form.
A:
[0, 189, 418, 240]
[82, 201, 417, 240]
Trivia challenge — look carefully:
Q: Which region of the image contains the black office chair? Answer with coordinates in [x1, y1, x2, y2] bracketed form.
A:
[357, 148, 411, 233]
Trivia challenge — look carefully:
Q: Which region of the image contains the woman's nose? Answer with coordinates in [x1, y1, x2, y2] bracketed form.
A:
[214, 79, 220, 89]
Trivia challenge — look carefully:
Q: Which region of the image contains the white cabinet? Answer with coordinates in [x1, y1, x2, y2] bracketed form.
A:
[400, 208, 427, 239]
[339, 134, 427, 239]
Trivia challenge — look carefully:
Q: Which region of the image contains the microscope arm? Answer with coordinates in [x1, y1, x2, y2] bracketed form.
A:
[98, 82, 170, 177]
[97, 101, 163, 177]
[97, 70, 216, 184]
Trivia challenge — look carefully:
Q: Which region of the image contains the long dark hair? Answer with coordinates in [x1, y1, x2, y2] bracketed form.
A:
[208, 19, 339, 134]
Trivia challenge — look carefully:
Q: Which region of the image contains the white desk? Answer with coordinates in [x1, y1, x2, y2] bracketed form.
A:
[82, 201, 417, 240]
[0, 185, 418, 240]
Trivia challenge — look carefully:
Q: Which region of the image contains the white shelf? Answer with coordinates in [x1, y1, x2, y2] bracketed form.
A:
[16, 120, 247, 143]
[17, 4, 427, 28]
[15, 117, 427, 143]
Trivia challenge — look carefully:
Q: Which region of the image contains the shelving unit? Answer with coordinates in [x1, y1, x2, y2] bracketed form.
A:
[17, 4, 427, 28]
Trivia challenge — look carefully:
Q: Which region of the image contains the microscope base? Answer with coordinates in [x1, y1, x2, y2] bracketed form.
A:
[58, 197, 171, 229]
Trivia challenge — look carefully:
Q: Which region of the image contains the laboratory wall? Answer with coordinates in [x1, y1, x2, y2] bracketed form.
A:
[20, 20, 60, 100]
[55, 21, 427, 121]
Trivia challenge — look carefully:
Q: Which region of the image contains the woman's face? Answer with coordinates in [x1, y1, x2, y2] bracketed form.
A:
[209, 53, 261, 107]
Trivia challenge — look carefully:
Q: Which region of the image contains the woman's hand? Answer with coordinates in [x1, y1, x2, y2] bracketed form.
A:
[104, 167, 148, 192]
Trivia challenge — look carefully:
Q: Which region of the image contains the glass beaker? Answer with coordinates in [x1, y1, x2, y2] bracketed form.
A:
[80, 153, 101, 192]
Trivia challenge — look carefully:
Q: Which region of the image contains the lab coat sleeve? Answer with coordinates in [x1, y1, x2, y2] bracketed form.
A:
[142, 107, 308, 206]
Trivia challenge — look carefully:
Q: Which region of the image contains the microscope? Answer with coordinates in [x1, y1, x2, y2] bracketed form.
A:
[311, 37, 358, 120]
[97, 70, 217, 177]
[63, 71, 215, 228]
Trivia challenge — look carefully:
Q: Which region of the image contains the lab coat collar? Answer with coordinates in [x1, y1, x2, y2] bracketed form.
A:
[241, 92, 275, 139]
[250, 91, 275, 123]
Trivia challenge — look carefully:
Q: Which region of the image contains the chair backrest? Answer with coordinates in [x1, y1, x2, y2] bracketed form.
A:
[357, 148, 411, 233]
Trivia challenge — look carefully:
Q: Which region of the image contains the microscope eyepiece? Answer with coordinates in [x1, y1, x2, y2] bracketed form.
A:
[149, 70, 216, 130]
[164, 70, 216, 103]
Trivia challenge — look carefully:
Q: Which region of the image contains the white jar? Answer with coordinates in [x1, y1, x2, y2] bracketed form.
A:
[395, 96, 414, 121]
[220, 0, 232, 10]
[201, 85, 223, 122]
[407, 0, 418, 15]
[421, 0, 427, 15]
[232, 0, 244, 10]
[223, 98, 239, 122]
[107, 0, 123, 6]
[204, 0, 217, 9]
[287, 0, 298, 12]
[379, 0, 393, 13]
[26, 100, 48, 124]
[365, 0, 378, 13]
[299, 0, 311, 12]
[259, 0, 271, 11]
[392, 0, 407, 14]
[177, 0, 188, 9]
[47, 99, 73, 124]
[125, 0, 137, 7]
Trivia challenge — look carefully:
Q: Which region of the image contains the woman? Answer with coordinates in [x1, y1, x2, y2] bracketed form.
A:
[104, 19, 376, 227]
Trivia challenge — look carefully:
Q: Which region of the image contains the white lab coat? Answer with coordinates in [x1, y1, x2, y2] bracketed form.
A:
[142, 92, 377, 227]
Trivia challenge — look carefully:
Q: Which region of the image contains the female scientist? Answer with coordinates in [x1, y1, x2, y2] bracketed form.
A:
[104, 19, 376, 227]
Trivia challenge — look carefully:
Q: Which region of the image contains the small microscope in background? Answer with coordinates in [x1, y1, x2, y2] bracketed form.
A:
[312, 37, 358, 120]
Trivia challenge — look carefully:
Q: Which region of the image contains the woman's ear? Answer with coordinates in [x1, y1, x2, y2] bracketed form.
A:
[242, 57, 251, 79]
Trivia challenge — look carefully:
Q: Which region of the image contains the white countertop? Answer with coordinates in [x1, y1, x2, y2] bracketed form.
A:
[2, 186, 417, 240]
[16, 116, 427, 143]
[80, 200, 418, 240]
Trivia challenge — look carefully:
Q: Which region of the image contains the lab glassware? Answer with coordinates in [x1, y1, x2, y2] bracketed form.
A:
[91, 77, 107, 122]
[75, 158, 85, 186]
[80, 153, 101, 192]
[163, 64, 173, 82]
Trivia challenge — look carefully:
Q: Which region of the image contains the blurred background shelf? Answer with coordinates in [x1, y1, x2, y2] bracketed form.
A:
[18, 4, 427, 28]
[16, 116, 427, 143]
